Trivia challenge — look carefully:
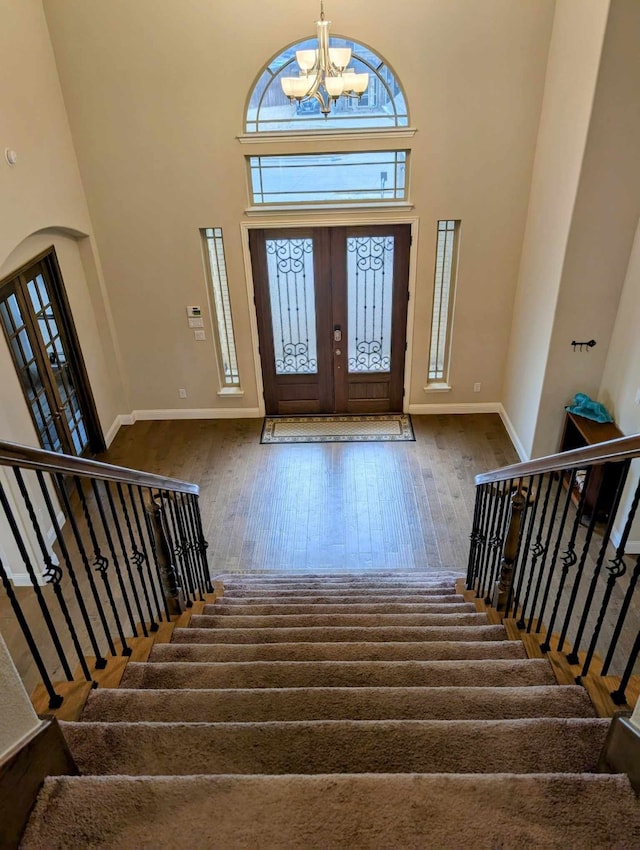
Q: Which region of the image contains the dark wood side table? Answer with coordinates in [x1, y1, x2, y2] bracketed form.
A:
[559, 411, 625, 522]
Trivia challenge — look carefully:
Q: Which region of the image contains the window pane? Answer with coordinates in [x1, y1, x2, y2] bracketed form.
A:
[265, 238, 318, 375]
[249, 151, 407, 205]
[428, 220, 459, 383]
[246, 37, 408, 133]
[347, 235, 394, 372]
[202, 228, 240, 387]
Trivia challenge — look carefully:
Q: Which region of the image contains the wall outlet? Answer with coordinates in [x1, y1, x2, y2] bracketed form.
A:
[178, 388, 187, 398]
[473, 382, 481, 393]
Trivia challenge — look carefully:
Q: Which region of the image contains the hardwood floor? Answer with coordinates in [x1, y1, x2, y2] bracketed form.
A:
[100, 414, 518, 574]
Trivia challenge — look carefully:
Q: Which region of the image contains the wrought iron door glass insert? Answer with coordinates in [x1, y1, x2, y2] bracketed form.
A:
[266, 238, 318, 374]
[348, 235, 394, 372]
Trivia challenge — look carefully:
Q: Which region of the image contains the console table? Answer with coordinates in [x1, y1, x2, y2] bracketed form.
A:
[559, 411, 625, 522]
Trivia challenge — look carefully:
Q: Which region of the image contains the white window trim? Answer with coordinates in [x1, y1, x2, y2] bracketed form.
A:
[237, 128, 418, 146]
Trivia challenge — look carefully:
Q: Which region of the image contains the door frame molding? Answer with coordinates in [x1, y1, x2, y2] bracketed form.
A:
[0, 246, 105, 454]
[240, 215, 419, 416]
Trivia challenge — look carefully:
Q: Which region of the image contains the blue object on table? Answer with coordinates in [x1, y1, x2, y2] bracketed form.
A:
[566, 393, 613, 424]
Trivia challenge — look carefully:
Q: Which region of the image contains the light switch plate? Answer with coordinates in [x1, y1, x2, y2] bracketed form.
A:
[194, 330, 206, 341]
[186, 305, 202, 318]
[188, 317, 204, 328]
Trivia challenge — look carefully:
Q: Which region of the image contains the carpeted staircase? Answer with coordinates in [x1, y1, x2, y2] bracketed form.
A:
[21, 572, 640, 849]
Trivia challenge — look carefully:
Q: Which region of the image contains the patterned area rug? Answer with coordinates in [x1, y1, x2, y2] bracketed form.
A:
[261, 414, 415, 444]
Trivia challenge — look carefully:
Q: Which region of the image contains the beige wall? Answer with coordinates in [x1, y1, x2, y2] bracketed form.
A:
[600, 218, 640, 550]
[502, 0, 610, 459]
[532, 0, 640, 458]
[0, 631, 40, 761]
[42, 0, 554, 415]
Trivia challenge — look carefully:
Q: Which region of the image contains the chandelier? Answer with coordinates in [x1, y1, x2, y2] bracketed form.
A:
[280, 1, 369, 116]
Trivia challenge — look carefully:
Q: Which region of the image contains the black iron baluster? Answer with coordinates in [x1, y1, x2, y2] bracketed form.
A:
[557, 471, 601, 653]
[527, 471, 566, 632]
[485, 481, 510, 604]
[610, 627, 640, 706]
[74, 477, 130, 655]
[0, 481, 73, 681]
[36, 470, 105, 669]
[128, 484, 163, 627]
[145, 489, 185, 616]
[477, 484, 501, 601]
[509, 475, 540, 619]
[188, 492, 212, 594]
[138, 487, 171, 620]
[535, 469, 575, 635]
[504, 478, 534, 616]
[164, 493, 196, 606]
[90, 479, 138, 641]
[13, 469, 91, 681]
[540, 468, 591, 652]
[104, 481, 148, 638]
[583, 475, 640, 677]
[603, 551, 640, 677]
[0, 552, 62, 708]
[518, 472, 554, 628]
[177, 492, 206, 601]
[182, 493, 210, 598]
[567, 460, 630, 666]
[55, 474, 115, 660]
[466, 487, 484, 590]
[473, 485, 490, 596]
[117, 483, 155, 634]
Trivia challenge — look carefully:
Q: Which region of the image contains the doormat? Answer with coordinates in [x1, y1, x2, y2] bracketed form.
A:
[261, 414, 415, 444]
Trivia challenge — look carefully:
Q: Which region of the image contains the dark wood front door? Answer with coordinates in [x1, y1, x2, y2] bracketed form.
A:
[250, 225, 410, 415]
[0, 249, 104, 456]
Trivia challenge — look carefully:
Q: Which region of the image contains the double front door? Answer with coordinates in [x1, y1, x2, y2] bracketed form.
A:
[250, 225, 411, 415]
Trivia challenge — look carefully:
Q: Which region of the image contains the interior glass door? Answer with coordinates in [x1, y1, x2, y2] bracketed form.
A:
[0, 257, 94, 456]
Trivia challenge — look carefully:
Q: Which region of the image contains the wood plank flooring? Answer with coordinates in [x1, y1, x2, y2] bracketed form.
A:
[100, 414, 518, 574]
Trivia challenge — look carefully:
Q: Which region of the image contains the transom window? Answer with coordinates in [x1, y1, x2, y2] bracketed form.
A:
[246, 37, 409, 133]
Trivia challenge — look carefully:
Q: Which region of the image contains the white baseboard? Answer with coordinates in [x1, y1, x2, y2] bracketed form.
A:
[104, 413, 135, 447]
[497, 404, 529, 462]
[408, 402, 502, 415]
[131, 407, 262, 421]
[11, 573, 45, 587]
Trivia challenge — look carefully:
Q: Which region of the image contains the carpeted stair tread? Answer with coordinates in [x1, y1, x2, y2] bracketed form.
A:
[24, 773, 640, 850]
[172, 624, 510, 643]
[118, 658, 555, 690]
[217, 593, 464, 604]
[148, 639, 527, 663]
[218, 584, 460, 603]
[205, 601, 477, 616]
[60, 717, 610, 776]
[220, 583, 460, 595]
[188, 612, 490, 629]
[80, 685, 596, 723]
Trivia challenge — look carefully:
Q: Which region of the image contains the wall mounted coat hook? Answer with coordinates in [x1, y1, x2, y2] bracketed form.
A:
[571, 339, 596, 352]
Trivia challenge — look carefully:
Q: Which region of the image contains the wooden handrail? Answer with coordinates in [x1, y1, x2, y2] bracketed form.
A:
[476, 433, 640, 486]
[0, 439, 199, 495]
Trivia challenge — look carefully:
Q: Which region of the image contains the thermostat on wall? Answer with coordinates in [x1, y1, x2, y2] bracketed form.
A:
[186, 306, 202, 318]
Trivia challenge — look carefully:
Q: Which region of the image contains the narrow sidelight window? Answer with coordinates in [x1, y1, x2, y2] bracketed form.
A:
[428, 220, 460, 384]
[202, 228, 240, 387]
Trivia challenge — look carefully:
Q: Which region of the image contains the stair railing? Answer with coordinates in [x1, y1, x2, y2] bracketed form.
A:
[468, 433, 640, 705]
[0, 439, 211, 709]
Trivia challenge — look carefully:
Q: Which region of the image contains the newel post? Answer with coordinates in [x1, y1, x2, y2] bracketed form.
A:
[146, 495, 186, 616]
[492, 484, 527, 611]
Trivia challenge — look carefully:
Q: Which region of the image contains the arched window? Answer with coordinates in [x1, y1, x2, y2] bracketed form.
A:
[246, 37, 409, 134]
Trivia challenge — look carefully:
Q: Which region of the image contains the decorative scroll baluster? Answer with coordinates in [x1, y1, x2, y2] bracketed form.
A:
[540, 468, 592, 653]
[145, 491, 186, 616]
[508, 475, 539, 618]
[13, 469, 91, 681]
[128, 484, 164, 626]
[117, 482, 154, 634]
[467, 486, 484, 590]
[36, 470, 105, 668]
[55, 474, 115, 661]
[477, 484, 503, 600]
[492, 484, 527, 611]
[137, 487, 171, 621]
[526, 471, 566, 632]
[179, 492, 208, 600]
[186, 492, 212, 594]
[165, 493, 196, 606]
[581, 475, 640, 677]
[567, 461, 630, 665]
[485, 482, 510, 603]
[104, 482, 148, 638]
[0, 481, 73, 681]
[517, 473, 554, 628]
[75, 477, 130, 655]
